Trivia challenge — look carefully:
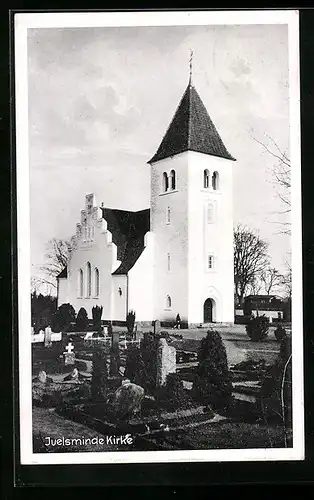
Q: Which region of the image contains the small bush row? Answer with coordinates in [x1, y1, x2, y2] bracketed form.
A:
[245, 315, 287, 342]
[49, 303, 137, 334]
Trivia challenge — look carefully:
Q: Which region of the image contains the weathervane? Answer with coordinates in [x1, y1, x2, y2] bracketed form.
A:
[189, 49, 193, 83]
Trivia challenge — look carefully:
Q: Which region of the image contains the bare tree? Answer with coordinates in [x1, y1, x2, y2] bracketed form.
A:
[280, 261, 292, 299]
[234, 225, 269, 306]
[252, 133, 291, 234]
[39, 238, 72, 290]
[247, 276, 263, 296]
[260, 267, 284, 295]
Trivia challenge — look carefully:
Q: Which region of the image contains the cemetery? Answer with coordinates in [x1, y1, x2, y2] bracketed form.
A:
[31, 303, 292, 453]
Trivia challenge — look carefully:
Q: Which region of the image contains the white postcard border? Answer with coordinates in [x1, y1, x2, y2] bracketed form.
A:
[15, 9, 303, 465]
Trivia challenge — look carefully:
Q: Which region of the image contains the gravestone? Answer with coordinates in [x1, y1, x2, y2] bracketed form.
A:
[156, 338, 176, 387]
[153, 319, 161, 336]
[44, 326, 52, 347]
[106, 379, 145, 420]
[37, 370, 53, 384]
[63, 341, 75, 366]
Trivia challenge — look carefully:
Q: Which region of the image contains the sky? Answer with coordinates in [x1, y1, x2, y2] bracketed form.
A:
[27, 23, 291, 291]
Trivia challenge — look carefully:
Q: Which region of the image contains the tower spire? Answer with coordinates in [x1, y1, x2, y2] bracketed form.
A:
[189, 49, 193, 84]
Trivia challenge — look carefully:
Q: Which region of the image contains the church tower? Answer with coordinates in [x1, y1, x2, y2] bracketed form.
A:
[148, 66, 236, 325]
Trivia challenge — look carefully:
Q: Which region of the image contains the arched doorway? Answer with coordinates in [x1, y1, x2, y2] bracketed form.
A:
[204, 298, 214, 323]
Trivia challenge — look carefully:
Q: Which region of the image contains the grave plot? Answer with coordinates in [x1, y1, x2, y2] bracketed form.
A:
[53, 331, 228, 451]
[32, 328, 292, 452]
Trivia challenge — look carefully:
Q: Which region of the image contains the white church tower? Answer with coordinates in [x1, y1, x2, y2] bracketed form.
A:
[149, 68, 236, 326]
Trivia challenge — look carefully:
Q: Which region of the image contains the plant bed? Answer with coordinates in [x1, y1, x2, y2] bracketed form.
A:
[56, 398, 219, 438]
[32, 379, 91, 408]
[32, 358, 88, 376]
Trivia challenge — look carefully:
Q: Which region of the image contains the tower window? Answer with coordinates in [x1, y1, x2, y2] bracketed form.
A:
[166, 295, 172, 309]
[166, 206, 171, 224]
[212, 171, 219, 190]
[162, 172, 169, 192]
[86, 261, 91, 297]
[204, 169, 210, 188]
[208, 254, 214, 270]
[167, 253, 171, 271]
[170, 170, 176, 190]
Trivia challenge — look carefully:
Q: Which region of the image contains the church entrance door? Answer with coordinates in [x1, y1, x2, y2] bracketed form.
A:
[204, 298, 214, 323]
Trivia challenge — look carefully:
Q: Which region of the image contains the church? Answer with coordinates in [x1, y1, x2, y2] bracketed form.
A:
[57, 70, 236, 326]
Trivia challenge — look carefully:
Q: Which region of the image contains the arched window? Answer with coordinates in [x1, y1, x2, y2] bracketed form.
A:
[78, 269, 83, 297]
[167, 253, 171, 271]
[162, 172, 169, 192]
[94, 267, 99, 297]
[170, 169, 176, 190]
[204, 169, 210, 188]
[166, 295, 172, 309]
[86, 262, 91, 297]
[212, 171, 219, 190]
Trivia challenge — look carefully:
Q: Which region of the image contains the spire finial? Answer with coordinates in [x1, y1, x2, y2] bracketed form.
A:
[189, 49, 193, 84]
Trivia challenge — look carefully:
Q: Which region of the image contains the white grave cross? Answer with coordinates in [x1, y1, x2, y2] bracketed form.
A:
[65, 342, 74, 354]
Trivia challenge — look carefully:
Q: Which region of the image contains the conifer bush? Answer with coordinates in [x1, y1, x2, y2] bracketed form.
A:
[92, 305, 103, 334]
[124, 345, 146, 386]
[274, 325, 286, 342]
[157, 373, 194, 411]
[91, 349, 108, 400]
[193, 330, 233, 413]
[140, 332, 159, 392]
[245, 315, 269, 341]
[75, 307, 89, 332]
[109, 339, 121, 377]
[126, 310, 136, 335]
[259, 335, 292, 433]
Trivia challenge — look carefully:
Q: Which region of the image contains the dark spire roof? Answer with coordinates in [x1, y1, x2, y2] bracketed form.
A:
[148, 82, 236, 164]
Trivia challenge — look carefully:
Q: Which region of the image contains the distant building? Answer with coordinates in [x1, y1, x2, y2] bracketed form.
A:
[57, 72, 236, 325]
[236, 295, 285, 323]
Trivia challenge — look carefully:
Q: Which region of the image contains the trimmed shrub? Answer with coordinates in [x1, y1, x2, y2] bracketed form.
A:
[124, 345, 146, 386]
[51, 303, 76, 333]
[75, 307, 89, 332]
[92, 305, 103, 334]
[140, 332, 159, 392]
[91, 349, 108, 400]
[274, 325, 286, 342]
[193, 330, 233, 413]
[245, 315, 269, 341]
[126, 310, 136, 335]
[109, 341, 121, 377]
